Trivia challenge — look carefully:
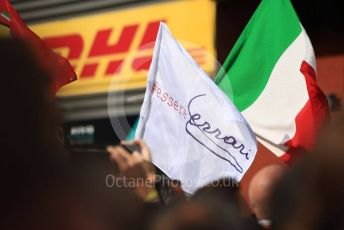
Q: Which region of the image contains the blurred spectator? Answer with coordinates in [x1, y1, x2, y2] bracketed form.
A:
[0, 38, 144, 230]
[194, 178, 248, 217]
[0, 38, 69, 227]
[69, 146, 147, 230]
[326, 93, 341, 112]
[148, 177, 261, 230]
[270, 116, 344, 230]
[268, 158, 309, 230]
[248, 165, 286, 228]
[151, 197, 258, 230]
[156, 178, 186, 205]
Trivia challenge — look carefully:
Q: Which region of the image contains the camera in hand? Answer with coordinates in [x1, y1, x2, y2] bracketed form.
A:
[121, 143, 141, 153]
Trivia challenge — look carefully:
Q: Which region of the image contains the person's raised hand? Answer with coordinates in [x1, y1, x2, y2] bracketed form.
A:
[107, 140, 157, 201]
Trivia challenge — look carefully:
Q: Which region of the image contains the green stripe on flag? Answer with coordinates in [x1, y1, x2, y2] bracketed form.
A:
[215, 0, 302, 111]
[0, 11, 10, 22]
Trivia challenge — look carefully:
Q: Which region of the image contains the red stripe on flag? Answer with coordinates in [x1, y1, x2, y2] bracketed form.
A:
[281, 61, 329, 164]
[0, 0, 77, 95]
[0, 3, 10, 26]
[0, 1, 10, 26]
[0, 16, 9, 26]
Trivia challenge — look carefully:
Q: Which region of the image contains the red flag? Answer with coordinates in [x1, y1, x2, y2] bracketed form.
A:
[0, 0, 77, 95]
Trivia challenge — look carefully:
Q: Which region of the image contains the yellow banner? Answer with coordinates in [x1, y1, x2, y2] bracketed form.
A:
[30, 0, 216, 97]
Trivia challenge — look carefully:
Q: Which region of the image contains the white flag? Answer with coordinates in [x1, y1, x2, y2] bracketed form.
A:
[136, 23, 257, 194]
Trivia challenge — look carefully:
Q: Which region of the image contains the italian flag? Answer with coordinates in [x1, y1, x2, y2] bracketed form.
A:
[215, 0, 329, 163]
[0, 0, 76, 95]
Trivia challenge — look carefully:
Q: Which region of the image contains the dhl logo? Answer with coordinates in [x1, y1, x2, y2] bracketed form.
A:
[31, 0, 216, 96]
[43, 20, 208, 79]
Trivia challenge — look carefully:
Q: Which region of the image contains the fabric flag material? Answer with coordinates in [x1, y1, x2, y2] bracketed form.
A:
[0, 0, 77, 95]
[136, 23, 257, 194]
[215, 0, 329, 163]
